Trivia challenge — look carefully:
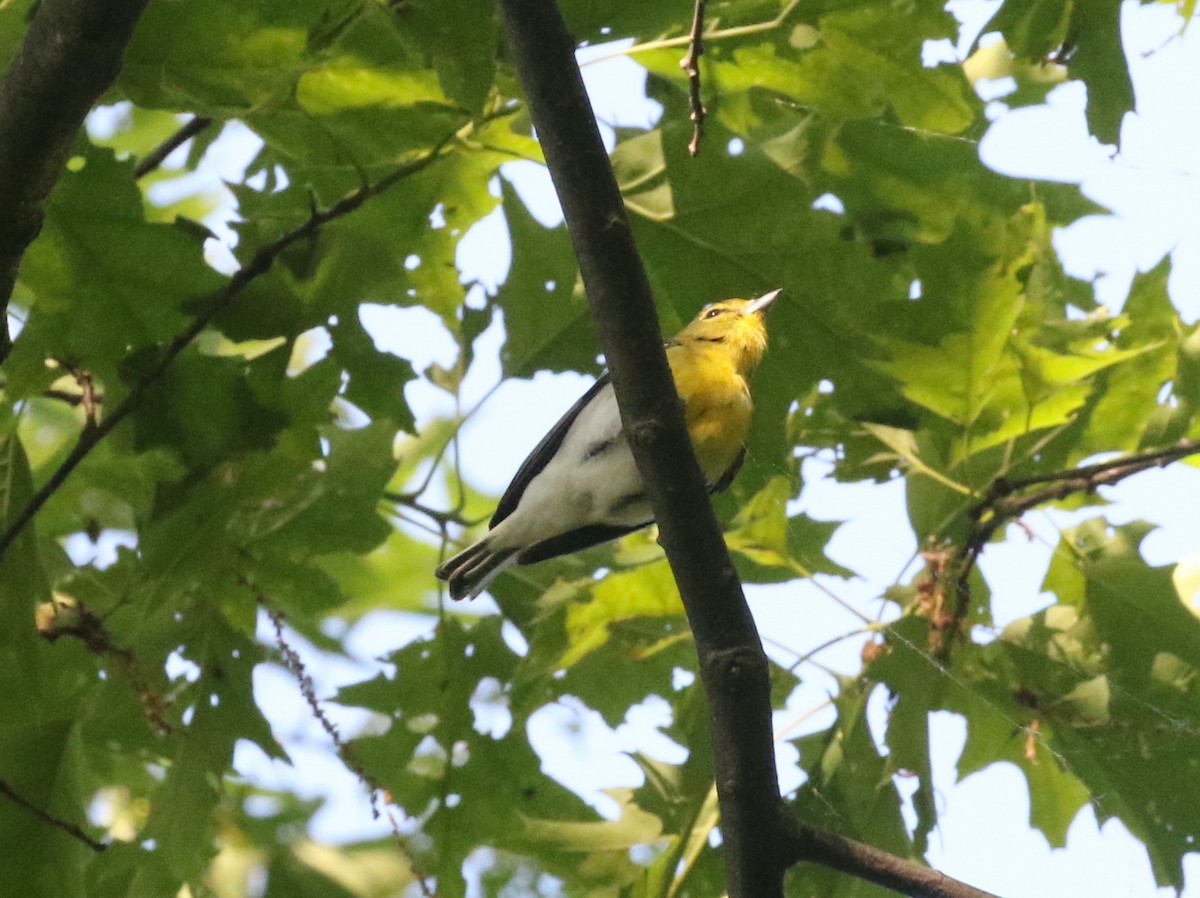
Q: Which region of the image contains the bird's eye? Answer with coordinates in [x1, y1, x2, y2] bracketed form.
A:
[704, 308, 723, 320]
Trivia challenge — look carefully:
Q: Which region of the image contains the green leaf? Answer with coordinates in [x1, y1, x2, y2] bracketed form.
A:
[495, 179, 596, 378]
[341, 617, 614, 896]
[262, 848, 362, 898]
[640, 2, 969, 135]
[558, 561, 685, 669]
[142, 601, 284, 878]
[0, 420, 49, 699]
[984, 0, 1072, 61]
[1067, 0, 1134, 145]
[329, 315, 417, 431]
[37, 444, 186, 540]
[868, 618, 945, 854]
[521, 788, 662, 851]
[10, 145, 222, 393]
[316, 528, 441, 617]
[789, 681, 916, 892]
[1074, 259, 1177, 454]
[390, 0, 498, 113]
[86, 844, 181, 898]
[725, 475, 851, 580]
[236, 421, 396, 557]
[995, 519, 1200, 887]
[130, 349, 290, 471]
[0, 720, 91, 898]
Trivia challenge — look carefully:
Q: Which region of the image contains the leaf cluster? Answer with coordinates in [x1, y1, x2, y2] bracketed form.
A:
[1, 0, 1198, 896]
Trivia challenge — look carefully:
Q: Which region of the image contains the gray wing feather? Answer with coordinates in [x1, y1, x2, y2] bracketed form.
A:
[490, 373, 612, 528]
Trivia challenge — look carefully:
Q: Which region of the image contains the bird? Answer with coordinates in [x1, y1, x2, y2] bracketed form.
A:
[435, 289, 781, 600]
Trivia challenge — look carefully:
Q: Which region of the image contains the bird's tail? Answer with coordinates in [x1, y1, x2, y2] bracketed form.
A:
[434, 538, 519, 601]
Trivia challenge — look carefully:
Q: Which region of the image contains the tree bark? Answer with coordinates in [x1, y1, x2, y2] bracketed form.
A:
[495, 2, 786, 896]
[0, 0, 151, 362]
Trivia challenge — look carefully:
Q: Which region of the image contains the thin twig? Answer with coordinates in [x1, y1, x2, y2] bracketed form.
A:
[41, 388, 104, 407]
[133, 115, 214, 180]
[579, 0, 804, 68]
[952, 438, 1200, 628]
[680, 0, 708, 156]
[0, 777, 106, 852]
[0, 135, 460, 565]
[256, 594, 437, 898]
[783, 627, 875, 676]
[382, 491, 480, 528]
[988, 440, 1200, 496]
[53, 360, 99, 427]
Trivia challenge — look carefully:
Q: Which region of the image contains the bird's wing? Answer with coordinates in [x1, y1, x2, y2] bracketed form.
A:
[490, 373, 613, 528]
[516, 523, 645, 565]
[710, 446, 746, 494]
[519, 445, 744, 566]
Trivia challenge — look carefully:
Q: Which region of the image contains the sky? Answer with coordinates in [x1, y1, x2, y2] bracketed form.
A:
[82, 1, 1200, 895]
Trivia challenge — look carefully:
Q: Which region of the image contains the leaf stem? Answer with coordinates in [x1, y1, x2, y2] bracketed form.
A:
[133, 115, 214, 180]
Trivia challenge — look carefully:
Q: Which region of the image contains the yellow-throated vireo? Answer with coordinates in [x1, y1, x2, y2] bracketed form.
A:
[436, 289, 781, 600]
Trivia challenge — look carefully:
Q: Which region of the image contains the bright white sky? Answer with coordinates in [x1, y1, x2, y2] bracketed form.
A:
[85, 2, 1200, 895]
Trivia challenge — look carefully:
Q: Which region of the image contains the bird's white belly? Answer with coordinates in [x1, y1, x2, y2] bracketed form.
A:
[492, 385, 651, 548]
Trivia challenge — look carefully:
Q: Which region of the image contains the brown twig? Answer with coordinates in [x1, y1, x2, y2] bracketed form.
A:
[952, 438, 1200, 627]
[36, 593, 172, 734]
[383, 491, 482, 529]
[133, 115, 214, 180]
[0, 776, 106, 853]
[0, 135, 460, 566]
[51, 361, 99, 427]
[680, 0, 708, 156]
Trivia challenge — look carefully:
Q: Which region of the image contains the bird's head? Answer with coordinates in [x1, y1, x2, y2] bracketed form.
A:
[675, 289, 781, 375]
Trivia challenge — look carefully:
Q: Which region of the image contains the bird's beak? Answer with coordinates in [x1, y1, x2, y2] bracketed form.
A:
[745, 288, 782, 315]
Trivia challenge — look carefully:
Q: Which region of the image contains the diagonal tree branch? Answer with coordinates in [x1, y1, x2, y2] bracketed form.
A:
[780, 818, 1002, 898]
[0, 135, 461, 565]
[0, 776, 106, 853]
[496, 3, 1009, 897]
[0, 0, 152, 364]
[952, 437, 1200, 627]
[496, 2, 784, 895]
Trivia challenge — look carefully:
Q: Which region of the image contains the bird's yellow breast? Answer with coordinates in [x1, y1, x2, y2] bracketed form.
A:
[667, 342, 753, 481]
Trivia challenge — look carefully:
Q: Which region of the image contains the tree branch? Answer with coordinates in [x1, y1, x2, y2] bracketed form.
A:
[952, 437, 1200, 626]
[780, 818, 1003, 898]
[0, 0, 152, 364]
[497, 2, 778, 896]
[0, 136, 460, 565]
